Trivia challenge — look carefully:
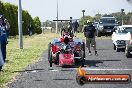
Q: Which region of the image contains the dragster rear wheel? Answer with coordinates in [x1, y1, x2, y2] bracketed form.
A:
[48, 42, 51, 61]
[82, 42, 86, 59]
[81, 58, 85, 67]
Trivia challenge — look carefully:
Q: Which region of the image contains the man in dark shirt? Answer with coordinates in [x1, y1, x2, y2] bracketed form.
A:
[73, 20, 79, 33]
[83, 21, 98, 56]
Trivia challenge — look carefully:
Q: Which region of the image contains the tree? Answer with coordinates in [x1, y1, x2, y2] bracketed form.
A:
[0, 1, 5, 15]
[93, 13, 102, 22]
[33, 17, 42, 34]
[0, 1, 41, 36]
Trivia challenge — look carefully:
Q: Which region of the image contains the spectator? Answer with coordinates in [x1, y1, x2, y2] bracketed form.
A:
[0, 15, 7, 62]
[0, 39, 4, 71]
[68, 22, 74, 37]
[4, 19, 10, 38]
[73, 20, 79, 34]
[83, 20, 98, 56]
[28, 24, 32, 36]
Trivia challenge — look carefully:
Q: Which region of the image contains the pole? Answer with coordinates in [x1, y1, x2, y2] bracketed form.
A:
[82, 10, 85, 26]
[121, 9, 124, 25]
[18, 0, 23, 49]
[56, 0, 59, 33]
[82, 10, 85, 32]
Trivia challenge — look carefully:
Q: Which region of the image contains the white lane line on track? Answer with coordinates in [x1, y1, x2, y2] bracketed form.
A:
[48, 68, 132, 72]
[31, 70, 37, 73]
[50, 70, 59, 72]
[69, 68, 132, 71]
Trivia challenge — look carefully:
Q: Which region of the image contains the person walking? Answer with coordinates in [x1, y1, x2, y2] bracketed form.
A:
[83, 20, 98, 56]
[0, 15, 5, 71]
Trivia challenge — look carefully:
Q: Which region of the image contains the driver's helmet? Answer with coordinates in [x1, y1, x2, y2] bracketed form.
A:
[63, 32, 70, 37]
[64, 37, 69, 44]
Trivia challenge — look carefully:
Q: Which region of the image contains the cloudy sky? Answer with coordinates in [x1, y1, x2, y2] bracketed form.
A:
[1, 0, 132, 21]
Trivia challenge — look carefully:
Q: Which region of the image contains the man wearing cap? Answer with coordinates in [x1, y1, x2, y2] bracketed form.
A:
[83, 20, 98, 56]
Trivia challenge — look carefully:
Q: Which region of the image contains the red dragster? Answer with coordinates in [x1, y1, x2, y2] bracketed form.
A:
[48, 32, 85, 67]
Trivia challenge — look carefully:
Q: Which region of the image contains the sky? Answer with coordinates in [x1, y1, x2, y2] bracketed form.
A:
[1, 0, 132, 22]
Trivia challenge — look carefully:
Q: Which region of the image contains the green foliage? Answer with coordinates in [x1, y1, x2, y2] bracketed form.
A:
[22, 10, 34, 35]
[79, 16, 94, 26]
[0, 1, 5, 15]
[0, 1, 41, 36]
[93, 13, 102, 22]
[3, 3, 18, 35]
[79, 12, 132, 28]
[33, 17, 42, 34]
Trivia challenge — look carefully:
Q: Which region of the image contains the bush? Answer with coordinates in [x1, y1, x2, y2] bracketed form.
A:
[33, 17, 42, 34]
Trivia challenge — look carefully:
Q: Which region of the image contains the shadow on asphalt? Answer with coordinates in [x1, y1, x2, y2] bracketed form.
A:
[34, 78, 73, 82]
[53, 78, 73, 80]
[97, 48, 112, 50]
[12, 68, 45, 73]
[84, 60, 121, 67]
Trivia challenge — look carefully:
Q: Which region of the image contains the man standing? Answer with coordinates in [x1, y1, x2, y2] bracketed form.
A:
[28, 24, 32, 36]
[0, 40, 4, 71]
[73, 20, 79, 33]
[0, 15, 7, 62]
[4, 19, 10, 38]
[83, 20, 98, 56]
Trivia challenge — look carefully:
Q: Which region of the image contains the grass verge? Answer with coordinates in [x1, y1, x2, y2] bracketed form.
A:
[0, 33, 59, 88]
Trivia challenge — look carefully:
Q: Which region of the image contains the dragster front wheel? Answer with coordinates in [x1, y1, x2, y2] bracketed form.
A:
[49, 52, 53, 67]
[76, 74, 86, 85]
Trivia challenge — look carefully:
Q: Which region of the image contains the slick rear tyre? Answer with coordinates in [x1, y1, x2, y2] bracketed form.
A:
[82, 42, 86, 58]
[48, 43, 51, 61]
[81, 59, 85, 67]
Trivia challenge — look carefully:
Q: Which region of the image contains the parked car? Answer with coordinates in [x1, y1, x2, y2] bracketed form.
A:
[96, 15, 119, 37]
[112, 25, 132, 52]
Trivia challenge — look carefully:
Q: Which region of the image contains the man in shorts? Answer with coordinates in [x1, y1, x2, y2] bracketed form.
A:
[83, 20, 98, 56]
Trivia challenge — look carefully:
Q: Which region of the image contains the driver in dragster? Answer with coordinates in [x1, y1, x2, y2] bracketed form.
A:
[60, 22, 74, 38]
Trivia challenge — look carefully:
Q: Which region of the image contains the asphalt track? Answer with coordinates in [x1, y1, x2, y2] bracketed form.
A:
[8, 39, 132, 88]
